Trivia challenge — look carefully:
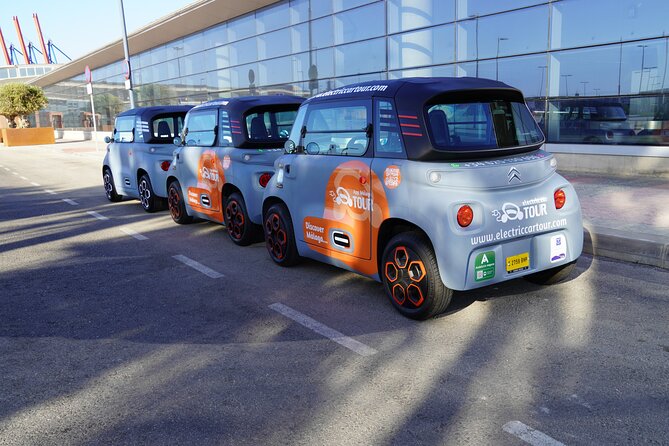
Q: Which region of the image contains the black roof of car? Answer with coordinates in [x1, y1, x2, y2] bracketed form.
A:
[305, 77, 524, 105]
[117, 105, 193, 119]
[191, 95, 305, 115]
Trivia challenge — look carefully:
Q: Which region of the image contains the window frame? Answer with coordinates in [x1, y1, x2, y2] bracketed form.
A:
[184, 108, 219, 147]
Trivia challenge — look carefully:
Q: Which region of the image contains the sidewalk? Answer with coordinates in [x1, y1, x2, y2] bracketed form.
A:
[562, 171, 669, 269]
[6, 140, 669, 269]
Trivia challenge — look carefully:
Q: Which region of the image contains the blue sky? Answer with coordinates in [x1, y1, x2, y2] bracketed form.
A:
[0, 0, 195, 62]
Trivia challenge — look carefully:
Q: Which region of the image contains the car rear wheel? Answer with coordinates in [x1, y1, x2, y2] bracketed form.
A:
[103, 167, 123, 202]
[224, 192, 260, 246]
[138, 173, 162, 212]
[381, 232, 453, 320]
[167, 180, 193, 224]
[264, 203, 300, 266]
[524, 260, 577, 285]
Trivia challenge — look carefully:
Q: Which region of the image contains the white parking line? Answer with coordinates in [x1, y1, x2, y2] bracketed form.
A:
[172, 254, 224, 278]
[30, 182, 40, 187]
[12, 172, 19, 175]
[269, 303, 377, 357]
[120, 227, 149, 241]
[19, 176, 28, 180]
[44, 189, 57, 195]
[2, 167, 9, 171]
[86, 211, 109, 221]
[503, 421, 565, 446]
[62, 198, 79, 206]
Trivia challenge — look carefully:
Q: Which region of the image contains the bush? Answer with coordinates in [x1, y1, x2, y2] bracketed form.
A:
[0, 83, 48, 128]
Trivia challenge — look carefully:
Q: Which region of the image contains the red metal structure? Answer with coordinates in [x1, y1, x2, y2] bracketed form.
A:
[0, 28, 11, 65]
[32, 13, 50, 64]
[13, 16, 30, 64]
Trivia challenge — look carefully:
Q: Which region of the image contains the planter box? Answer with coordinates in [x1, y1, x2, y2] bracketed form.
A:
[1, 127, 55, 147]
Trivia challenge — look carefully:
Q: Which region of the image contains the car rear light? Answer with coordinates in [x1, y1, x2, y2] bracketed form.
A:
[457, 205, 473, 227]
[160, 160, 171, 171]
[259, 172, 272, 188]
[554, 189, 566, 209]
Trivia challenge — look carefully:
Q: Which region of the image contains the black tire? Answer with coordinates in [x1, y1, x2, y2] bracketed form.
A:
[224, 192, 261, 246]
[381, 232, 453, 320]
[263, 203, 300, 266]
[167, 180, 193, 224]
[103, 167, 123, 202]
[138, 173, 161, 212]
[524, 260, 576, 285]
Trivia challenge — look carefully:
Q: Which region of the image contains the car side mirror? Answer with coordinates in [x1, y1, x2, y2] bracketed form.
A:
[173, 136, 183, 146]
[284, 139, 296, 153]
[104, 136, 112, 144]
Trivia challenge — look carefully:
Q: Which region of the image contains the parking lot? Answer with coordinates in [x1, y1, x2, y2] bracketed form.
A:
[1, 143, 668, 445]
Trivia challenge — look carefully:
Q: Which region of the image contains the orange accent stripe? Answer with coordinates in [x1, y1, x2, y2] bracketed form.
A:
[402, 131, 423, 137]
[400, 123, 420, 128]
[398, 115, 418, 119]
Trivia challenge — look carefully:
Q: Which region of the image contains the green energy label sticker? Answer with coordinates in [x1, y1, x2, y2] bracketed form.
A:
[474, 251, 495, 282]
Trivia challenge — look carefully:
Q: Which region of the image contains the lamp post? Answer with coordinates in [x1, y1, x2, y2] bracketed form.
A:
[496, 37, 508, 81]
[638, 44, 648, 94]
[537, 65, 547, 97]
[580, 81, 589, 96]
[561, 74, 573, 96]
[118, 0, 135, 108]
[468, 14, 480, 77]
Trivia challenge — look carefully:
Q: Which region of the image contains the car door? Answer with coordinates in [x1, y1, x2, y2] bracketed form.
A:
[179, 107, 224, 222]
[284, 100, 373, 262]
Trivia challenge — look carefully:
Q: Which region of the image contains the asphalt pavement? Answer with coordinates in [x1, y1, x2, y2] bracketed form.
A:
[0, 142, 667, 445]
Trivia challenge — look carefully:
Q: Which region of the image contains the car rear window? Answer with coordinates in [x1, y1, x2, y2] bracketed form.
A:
[427, 100, 544, 151]
[245, 109, 298, 142]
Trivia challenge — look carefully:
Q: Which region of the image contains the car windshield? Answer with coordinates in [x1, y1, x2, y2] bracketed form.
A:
[427, 100, 544, 151]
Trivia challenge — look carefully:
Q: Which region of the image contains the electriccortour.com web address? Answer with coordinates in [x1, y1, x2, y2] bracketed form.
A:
[470, 218, 568, 246]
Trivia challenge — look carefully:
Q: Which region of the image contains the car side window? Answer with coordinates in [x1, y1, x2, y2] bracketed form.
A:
[375, 99, 405, 157]
[219, 110, 233, 147]
[113, 116, 135, 143]
[185, 109, 218, 147]
[302, 101, 370, 156]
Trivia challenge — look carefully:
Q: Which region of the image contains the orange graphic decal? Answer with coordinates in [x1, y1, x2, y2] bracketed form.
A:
[384, 165, 401, 189]
[187, 149, 226, 222]
[304, 160, 389, 277]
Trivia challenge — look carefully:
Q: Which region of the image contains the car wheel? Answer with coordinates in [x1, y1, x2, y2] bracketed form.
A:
[381, 232, 453, 320]
[264, 203, 300, 266]
[138, 173, 161, 212]
[524, 260, 576, 285]
[103, 167, 123, 202]
[167, 180, 193, 224]
[224, 192, 260, 246]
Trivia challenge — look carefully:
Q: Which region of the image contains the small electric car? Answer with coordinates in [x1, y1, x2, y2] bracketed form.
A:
[102, 105, 192, 212]
[262, 78, 583, 320]
[167, 95, 304, 245]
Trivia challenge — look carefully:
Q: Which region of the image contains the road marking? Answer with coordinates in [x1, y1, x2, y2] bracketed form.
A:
[120, 227, 149, 241]
[172, 254, 224, 278]
[62, 198, 79, 206]
[269, 303, 377, 357]
[12, 172, 19, 175]
[19, 176, 28, 180]
[30, 182, 40, 187]
[2, 167, 9, 171]
[45, 189, 57, 195]
[503, 421, 565, 446]
[86, 211, 109, 221]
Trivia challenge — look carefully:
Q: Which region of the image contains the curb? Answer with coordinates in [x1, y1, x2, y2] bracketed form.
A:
[583, 224, 669, 270]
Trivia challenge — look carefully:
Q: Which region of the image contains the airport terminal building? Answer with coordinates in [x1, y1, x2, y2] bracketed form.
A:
[29, 0, 669, 174]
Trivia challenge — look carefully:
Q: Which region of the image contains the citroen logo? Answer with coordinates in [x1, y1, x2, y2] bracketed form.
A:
[508, 167, 521, 183]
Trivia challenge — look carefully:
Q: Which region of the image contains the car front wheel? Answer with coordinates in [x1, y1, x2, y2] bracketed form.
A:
[103, 168, 123, 202]
[263, 203, 300, 266]
[167, 180, 193, 224]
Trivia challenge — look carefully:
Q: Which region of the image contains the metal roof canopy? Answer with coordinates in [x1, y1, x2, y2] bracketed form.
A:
[29, 0, 278, 87]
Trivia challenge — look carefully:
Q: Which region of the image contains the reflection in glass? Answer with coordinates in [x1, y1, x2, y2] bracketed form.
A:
[388, 24, 454, 70]
[334, 2, 384, 45]
[311, 15, 334, 50]
[457, 54, 548, 99]
[387, 0, 455, 34]
[621, 39, 668, 95]
[256, 2, 290, 33]
[335, 38, 386, 77]
[388, 64, 455, 79]
[258, 28, 292, 60]
[457, 6, 548, 62]
[549, 46, 620, 97]
[457, 0, 545, 20]
[551, 0, 669, 50]
[229, 38, 258, 66]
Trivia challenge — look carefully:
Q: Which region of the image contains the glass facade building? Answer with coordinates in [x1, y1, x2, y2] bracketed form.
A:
[37, 0, 669, 149]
